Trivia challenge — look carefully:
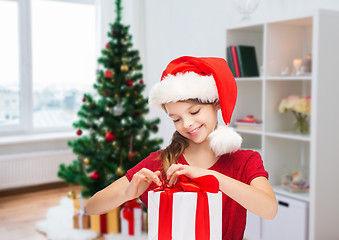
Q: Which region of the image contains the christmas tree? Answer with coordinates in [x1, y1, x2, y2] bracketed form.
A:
[58, 0, 162, 198]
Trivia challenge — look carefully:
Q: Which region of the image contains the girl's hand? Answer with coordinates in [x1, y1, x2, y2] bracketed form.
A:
[125, 168, 162, 200]
[166, 164, 209, 186]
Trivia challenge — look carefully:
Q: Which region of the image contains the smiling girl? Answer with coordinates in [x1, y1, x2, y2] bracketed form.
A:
[86, 56, 277, 240]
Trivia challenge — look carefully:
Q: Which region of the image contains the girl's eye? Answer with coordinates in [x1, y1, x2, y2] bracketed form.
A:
[173, 119, 180, 123]
[191, 109, 200, 115]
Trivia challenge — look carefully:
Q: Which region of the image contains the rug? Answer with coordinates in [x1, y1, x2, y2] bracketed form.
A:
[36, 197, 147, 240]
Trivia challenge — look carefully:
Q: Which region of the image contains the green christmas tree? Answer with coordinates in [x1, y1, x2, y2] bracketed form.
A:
[58, 0, 162, 198]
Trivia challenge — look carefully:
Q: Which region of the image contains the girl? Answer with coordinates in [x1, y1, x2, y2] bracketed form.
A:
[86, 56, 278, 240]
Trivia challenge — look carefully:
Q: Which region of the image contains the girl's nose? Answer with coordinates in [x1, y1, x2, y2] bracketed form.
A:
[183, 117, 193, 129]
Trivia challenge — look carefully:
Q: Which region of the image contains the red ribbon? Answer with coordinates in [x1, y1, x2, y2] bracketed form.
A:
[153, 175, 219, 240]
[122, 199, 142, 235]
[99, 213, 107, 234]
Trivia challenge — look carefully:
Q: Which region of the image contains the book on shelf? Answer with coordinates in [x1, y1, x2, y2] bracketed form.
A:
[235, 121, 262, 131]
[226, 45, 259, 77]
[231, 46, 241, 77]
[234, 115, 262, 131]
[226, 46, 236, 77]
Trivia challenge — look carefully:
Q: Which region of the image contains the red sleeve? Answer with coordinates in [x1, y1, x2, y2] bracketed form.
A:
[243, 151, 269, 185]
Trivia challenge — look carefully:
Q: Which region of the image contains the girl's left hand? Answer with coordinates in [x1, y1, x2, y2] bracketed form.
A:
[166, 164, 209, 186]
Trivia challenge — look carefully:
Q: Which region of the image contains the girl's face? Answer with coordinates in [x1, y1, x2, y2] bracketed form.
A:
[164, 101, 220, 144]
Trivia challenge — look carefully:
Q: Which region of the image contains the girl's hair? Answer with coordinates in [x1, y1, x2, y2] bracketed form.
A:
[159, 99, 219, 176]
[160, 130, 189, 177]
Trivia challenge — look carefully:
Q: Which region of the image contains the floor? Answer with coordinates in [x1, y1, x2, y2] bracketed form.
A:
[0, 183, 82, 240]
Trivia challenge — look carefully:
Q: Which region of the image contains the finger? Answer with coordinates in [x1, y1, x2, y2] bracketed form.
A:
[139, 168, 162, 186]
[166, 164, 183, 180]
[168, 170, 181, 186]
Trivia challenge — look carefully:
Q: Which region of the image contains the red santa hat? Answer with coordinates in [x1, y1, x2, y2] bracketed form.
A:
[149, 56, 242, 156]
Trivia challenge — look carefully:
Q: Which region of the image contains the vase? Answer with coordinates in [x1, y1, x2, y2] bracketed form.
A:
[293, 112, 310, 134]
[234, 0, 260, 21]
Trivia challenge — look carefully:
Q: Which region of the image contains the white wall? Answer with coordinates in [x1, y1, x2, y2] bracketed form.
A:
[138, 0, 339, 148]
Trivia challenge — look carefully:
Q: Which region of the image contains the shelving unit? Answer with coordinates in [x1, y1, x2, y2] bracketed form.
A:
[226, 9, 339, 240]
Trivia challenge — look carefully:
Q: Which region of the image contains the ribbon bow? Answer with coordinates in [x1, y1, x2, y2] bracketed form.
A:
[153, 175, 219, 240]
[122, 199, 142, 235]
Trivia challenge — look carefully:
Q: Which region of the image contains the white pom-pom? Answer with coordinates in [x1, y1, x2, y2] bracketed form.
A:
[208, 125, 242, 156]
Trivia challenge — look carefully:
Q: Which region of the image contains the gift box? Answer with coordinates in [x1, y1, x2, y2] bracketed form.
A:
[148, 175, 222, 240]
[73, 197, 89, 213]
[120, 199, 143, 236]
[90, 207, 120, 234]
[73, 213, 91, 229]
[73, 196, 91, 229]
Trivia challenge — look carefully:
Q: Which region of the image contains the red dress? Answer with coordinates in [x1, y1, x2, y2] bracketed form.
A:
[126, 149, 268, 240]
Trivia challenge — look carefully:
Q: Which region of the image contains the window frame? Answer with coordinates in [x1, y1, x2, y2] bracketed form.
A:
[0, 0, 97, 136]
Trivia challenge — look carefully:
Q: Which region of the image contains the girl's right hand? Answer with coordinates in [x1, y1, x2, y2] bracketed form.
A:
[125, 168, 162, 200]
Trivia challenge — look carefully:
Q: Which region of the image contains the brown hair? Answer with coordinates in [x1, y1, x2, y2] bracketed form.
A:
[159, 99, 219, 176]
[160, 130, 189, 177]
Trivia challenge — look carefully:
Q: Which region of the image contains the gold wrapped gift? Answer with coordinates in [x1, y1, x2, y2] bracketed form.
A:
[90, 207, 120, 234]
[73, 213, 91, 229]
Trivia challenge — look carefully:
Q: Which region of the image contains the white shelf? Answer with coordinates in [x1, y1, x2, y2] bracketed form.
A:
[265, 131, 310, 142]
[227, 9, 339, 240]
[273, 185, 309, 202]
[265, 76, 312, 81]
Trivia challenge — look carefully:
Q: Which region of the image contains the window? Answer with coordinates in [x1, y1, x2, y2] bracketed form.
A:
[0, 0, 96, 134]
[0, 1, 20, 126]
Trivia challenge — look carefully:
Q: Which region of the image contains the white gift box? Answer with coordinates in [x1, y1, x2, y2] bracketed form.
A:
[120, 207, 142, 236]
[148, 191, 222, 240]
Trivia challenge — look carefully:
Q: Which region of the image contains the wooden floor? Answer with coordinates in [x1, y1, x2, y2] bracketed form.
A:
[0, 183, 82, 240]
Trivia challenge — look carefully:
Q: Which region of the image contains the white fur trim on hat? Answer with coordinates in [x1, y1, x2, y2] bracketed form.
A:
[208, 125, 242, 156]
[149, 72, 218, 109]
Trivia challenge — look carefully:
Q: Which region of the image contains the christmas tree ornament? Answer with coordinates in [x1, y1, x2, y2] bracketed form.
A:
[84, 157, 91, 165]
[113, 103, 124, 116]
[116, 165, 125, 176]
[68, 190, 76, 199]
[120, 64, 129, 72]
[112, 141, 120, 150]
[125, 93, 130, 98]
[140, 80, 144, 84]
[82, 97, 86, 102]
[105, 42, 110, 49]
[104, 89, 111, 96]
[126, 80, 133, 86]
[105, 70, 113, 78]
[114, 93, 119, 98]
[90, 171, 100, 180]
[105, 132, 116, 142]
[76, 129, 82, 136]
[128, 152, 136, 162]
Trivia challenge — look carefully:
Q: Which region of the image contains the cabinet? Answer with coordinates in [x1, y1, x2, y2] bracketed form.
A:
[225, 9, 339, 240]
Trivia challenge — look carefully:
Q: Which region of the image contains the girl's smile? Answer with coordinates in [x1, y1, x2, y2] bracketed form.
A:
[187, 124, 203, 136]
[164, 101, 220, 144]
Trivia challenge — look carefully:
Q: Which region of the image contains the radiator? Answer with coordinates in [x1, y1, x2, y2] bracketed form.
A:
[0, 150, 75, 190]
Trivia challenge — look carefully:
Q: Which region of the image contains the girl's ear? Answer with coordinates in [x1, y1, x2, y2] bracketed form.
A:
[214, 100, 221, 110]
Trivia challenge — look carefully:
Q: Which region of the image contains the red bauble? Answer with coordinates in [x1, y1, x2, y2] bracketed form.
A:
[76, 129, 82, 136]
[126, 80, 133, 86]
[105, 132, 116, 142]
[90, 171, 99, 180]
[82, 97, 86, 102]
[140, 80, 144, 84]
[105, 42, 109, 49]
[128, 152, 136, 162]
[105, 70, 113, 78]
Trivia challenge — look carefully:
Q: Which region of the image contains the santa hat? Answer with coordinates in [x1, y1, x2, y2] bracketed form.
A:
[149, 56, 242, 156]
